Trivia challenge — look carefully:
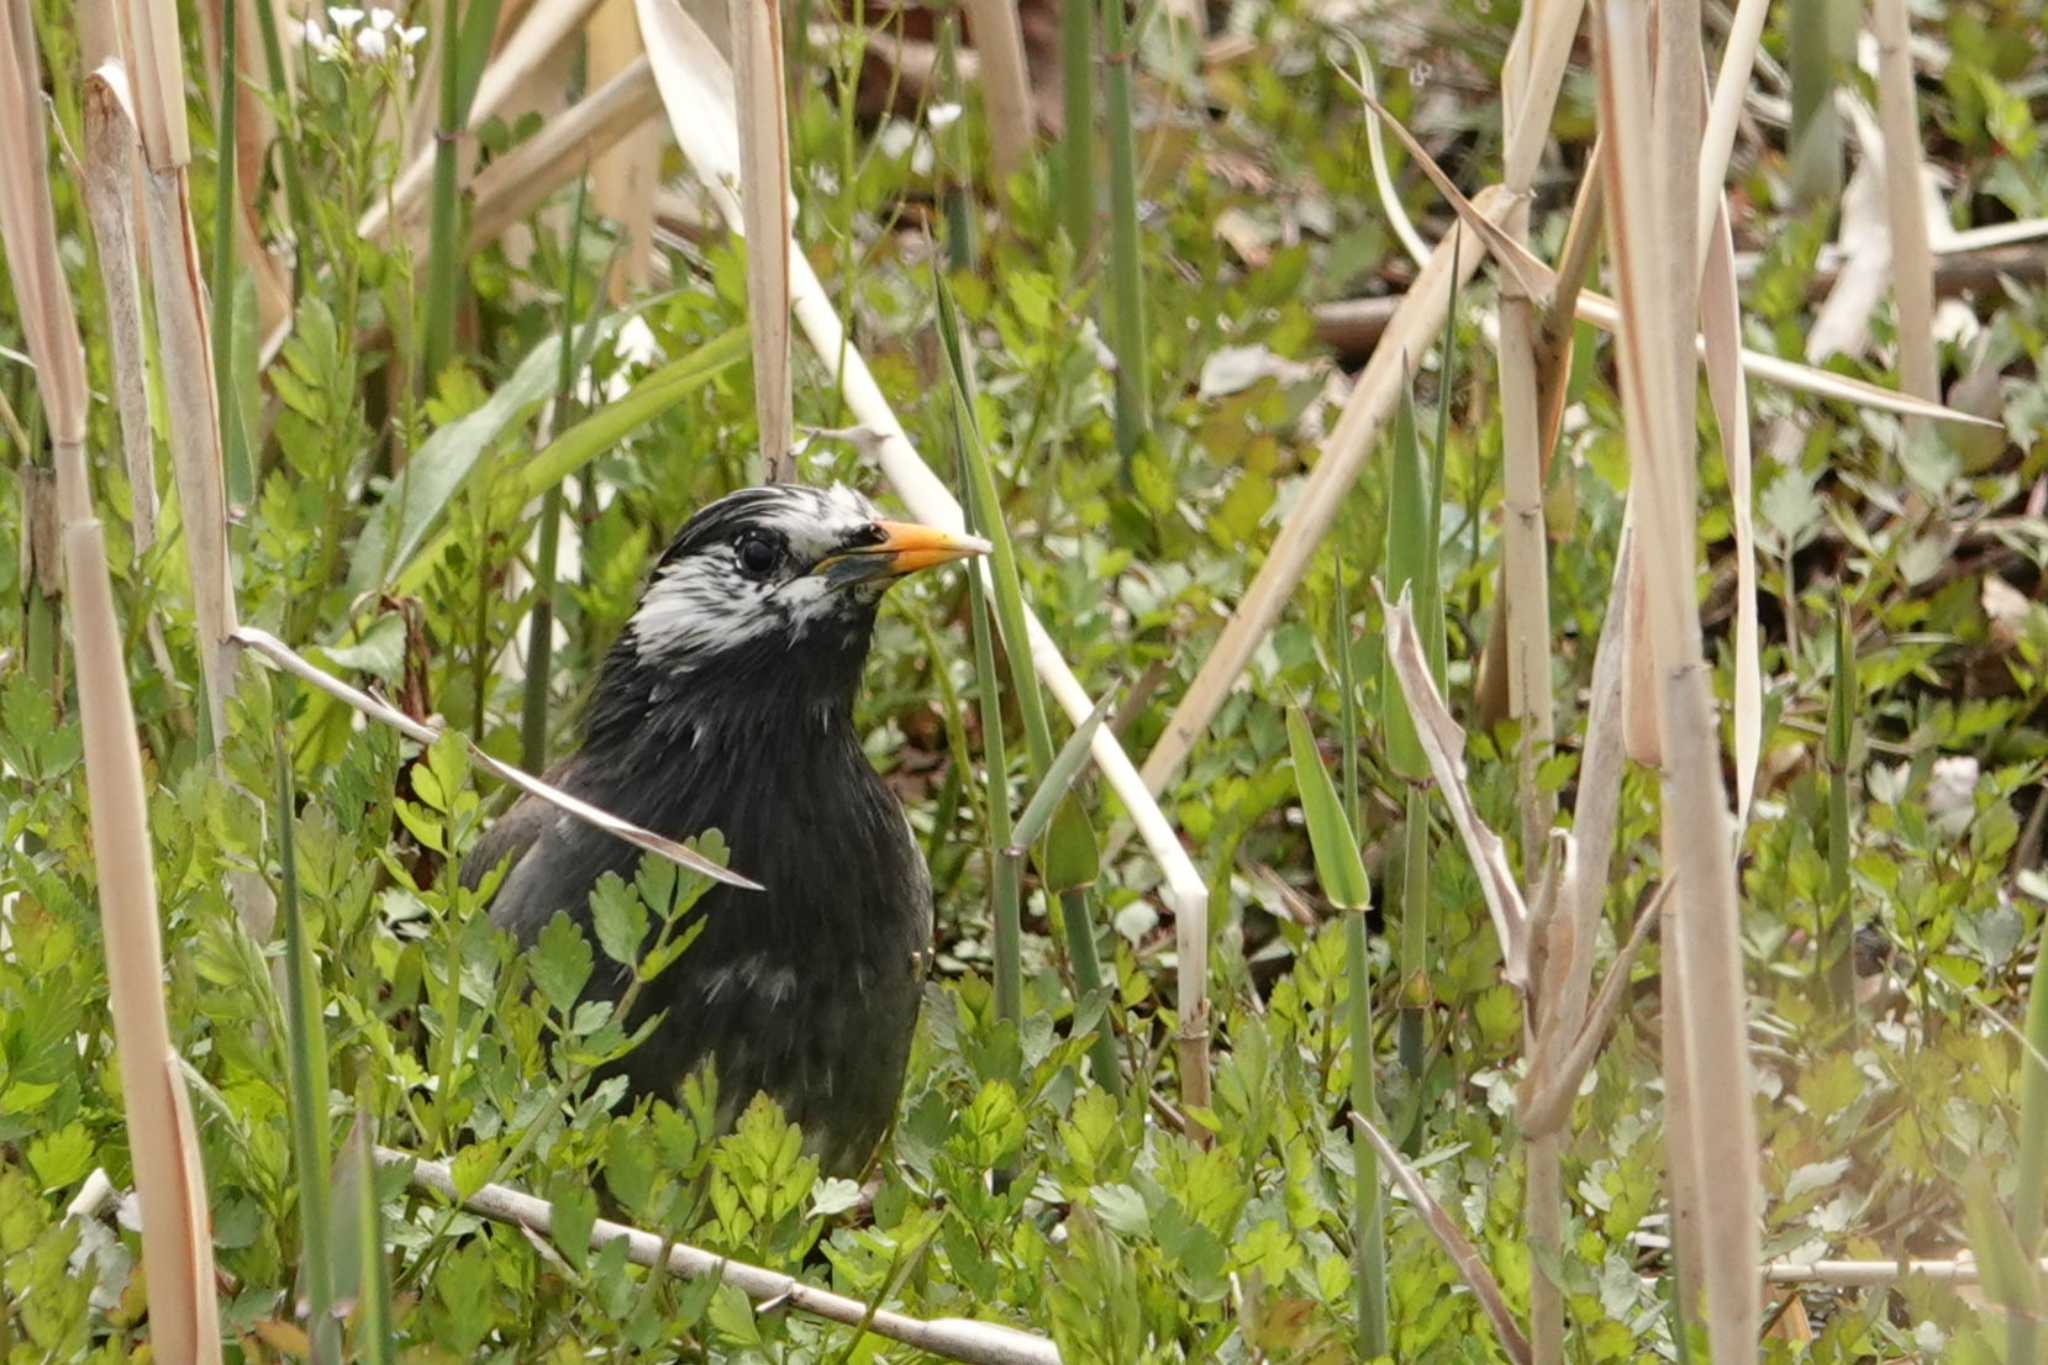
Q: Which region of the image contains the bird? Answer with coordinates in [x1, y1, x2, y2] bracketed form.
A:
[461, 481, 989, 1175]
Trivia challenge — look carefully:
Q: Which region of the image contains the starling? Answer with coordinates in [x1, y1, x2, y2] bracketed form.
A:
[462, 483, 988, 1174]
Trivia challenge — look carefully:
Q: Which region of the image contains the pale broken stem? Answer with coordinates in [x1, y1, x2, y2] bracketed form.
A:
[231, 626, 760, 891]
[1555, 517, 1634, 1034]
[80, 65, 159, 558]
[729, 0, 794, 482]
[1348, 1113, 1534, 1365]
[378, 1147, 1061, 1365]
[1351, 84, 1994, 433]
[1381, 590, 1532, 988]
[1140, 190, 1506, 798]
[1870, 0, 1938, 438]
[1701, 190, 1762, 829]
[632, 0, 1213, 1104]
[1518, 879, 1667, 1135]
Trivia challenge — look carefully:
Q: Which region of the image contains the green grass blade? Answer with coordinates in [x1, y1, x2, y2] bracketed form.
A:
[275, 698, 336, 1359]
[1285, 708, 1370, 912]
[1825, 604, 1855, 1017]
[2011, 934, 2048, 1364]
[1011, 689, 1115, 853]
[963, 455, 1021, 1028]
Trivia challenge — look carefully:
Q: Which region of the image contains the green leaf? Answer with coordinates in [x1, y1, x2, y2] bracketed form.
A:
[450, 1138, 502, 1202]
[1964, 1166, 2043, 1319]
[528, 913, 593, 1016]
[1286, 709, 1371, 911]
[588, 872, 648, 967]
[26, 1122, 93, 1192]
[349, 331, 574, 596]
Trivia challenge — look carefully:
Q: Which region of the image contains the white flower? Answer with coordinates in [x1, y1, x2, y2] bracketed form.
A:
[355, 25, 387, 57]
[369, 6, 397, 29]
[302, 18, 342, 59]
[327, 6, 364, 31]
[927, 102, 963, 131]
[399, 24, 427, 48]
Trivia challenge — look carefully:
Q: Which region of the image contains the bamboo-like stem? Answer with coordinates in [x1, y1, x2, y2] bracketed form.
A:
[1100, 0, 1147, 461]
[1346, 908, 1388, 1351]
[588, 0, 658, 294]
[1494, 0, 1579, 878]
[0, 12, 220, 1355]
[1525, 1128, 1563, 1365]
[125, 0, 243, 760]
[273, 715, 338, 1361]
[1870, 0, 1938, 453]
[1058, 0, 1093, 255]
[729, 0, 794, 481]
[208, 0, 249, 508]
[423, 0, 463, 388]
[246, 0, 312, 269]
[1595, 3, 1759, 1357]
[957, 0, 1034, 186]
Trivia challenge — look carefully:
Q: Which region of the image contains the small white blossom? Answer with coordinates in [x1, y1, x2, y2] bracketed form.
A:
[327, 6, 365, 31]
[369, 6, 397, 30]
[301, 18, 342, 59]
[399, 24, 427, 48]
[927, 102, 962, 130]
[355, 25, 387, 57]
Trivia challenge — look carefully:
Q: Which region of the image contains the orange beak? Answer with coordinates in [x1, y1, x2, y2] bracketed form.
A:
[813, 520, 991, 586]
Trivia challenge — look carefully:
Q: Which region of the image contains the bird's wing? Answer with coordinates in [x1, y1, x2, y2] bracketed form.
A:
[458, 786, 548, 883]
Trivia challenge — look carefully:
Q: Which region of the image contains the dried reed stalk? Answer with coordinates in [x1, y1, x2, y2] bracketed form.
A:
[124, 0, 239, 743]
[1138, 188, 1506, 798]
[466, 57, 661, 252]
[957, 0, 1035, 184]
[1493, 0, 1584, 879]
[0, 10, 221, 1357]
[80, 65, 159, 558]
[589, 0, 658, 295]
[1595, 3, 1758, 1357]
[727, 0, 794, 481]
[1870, 0, 1938, 435]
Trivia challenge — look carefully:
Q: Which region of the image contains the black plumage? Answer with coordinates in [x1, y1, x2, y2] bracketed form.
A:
[461, 483, 986, 1175]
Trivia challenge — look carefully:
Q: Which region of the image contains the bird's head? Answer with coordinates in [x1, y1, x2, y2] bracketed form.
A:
[604, 483, 988, 717]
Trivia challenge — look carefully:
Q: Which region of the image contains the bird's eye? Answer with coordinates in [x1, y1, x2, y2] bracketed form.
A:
[735, 533, 780, 578]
